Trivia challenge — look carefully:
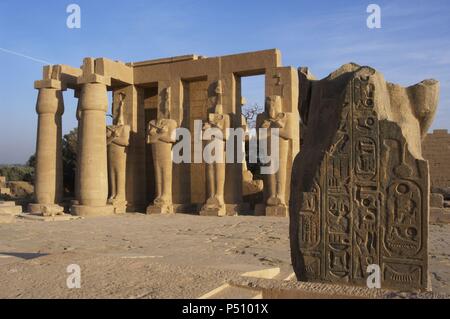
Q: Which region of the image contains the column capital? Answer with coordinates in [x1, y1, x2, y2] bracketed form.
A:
[34, 65, 68, 91]
[35, 87, 64, 115]
[77, 73, 111, 86]
[34, 79, 65, 91]
[78, 82, 108, 113]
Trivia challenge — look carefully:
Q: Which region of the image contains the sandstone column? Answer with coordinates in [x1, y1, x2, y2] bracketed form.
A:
[29, 68, 65, 216]
[71, 59, 114, 216]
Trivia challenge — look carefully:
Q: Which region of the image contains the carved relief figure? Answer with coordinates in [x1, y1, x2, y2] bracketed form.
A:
[107, 92, 130, 213]
[200, 80, 230, 216]
[146, 87, 178, 214]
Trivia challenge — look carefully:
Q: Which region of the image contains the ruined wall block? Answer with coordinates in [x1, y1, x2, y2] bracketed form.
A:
[290, 64, 439, 291]
[422, 129, 450, 189]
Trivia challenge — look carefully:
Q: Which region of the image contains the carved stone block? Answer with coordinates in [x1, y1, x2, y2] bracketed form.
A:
[0, 201, 22, 216]
[290, 63, 439, 291]
[430, 193, 444, 208]
[255, 204, 287, 217]
[146, 203, 174, 215]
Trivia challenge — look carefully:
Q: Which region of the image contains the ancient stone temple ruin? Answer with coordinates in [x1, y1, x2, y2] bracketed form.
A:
[28, 49, 440, 292]
[290, 63, 439, 291]
[29, 49, 299, 217]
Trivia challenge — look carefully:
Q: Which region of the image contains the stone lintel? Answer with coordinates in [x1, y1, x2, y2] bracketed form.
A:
[133, 49, 282, 85]
[95, 58, 134, 85]
[129, 54, 200, 67]
[77, 74, 112, 86]
[36, 64, 82, 90]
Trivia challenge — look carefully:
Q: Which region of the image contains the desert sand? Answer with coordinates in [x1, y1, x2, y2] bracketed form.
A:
[0, 214, 448, 298]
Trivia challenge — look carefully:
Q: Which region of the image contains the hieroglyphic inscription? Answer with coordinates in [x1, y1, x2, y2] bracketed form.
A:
[297, 72, 428, 290]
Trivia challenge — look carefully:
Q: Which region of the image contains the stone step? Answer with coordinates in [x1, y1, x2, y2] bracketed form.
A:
[0, 201, 17, 207]
[0, 213, 16, 224]
[0, 205, 22, 216]
[18, 213, 82, 222]
[199, 267, 293, 299]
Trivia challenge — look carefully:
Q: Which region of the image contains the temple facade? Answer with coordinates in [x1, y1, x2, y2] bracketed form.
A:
[29, 49, 300, 217]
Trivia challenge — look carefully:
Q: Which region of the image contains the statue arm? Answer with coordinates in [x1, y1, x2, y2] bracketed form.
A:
[112, 126, 131, 147]
[222, 116, 230, 141]
[106, 127, 116, 144]
[158, 135, 175, 144]
[158, 121, 177, 144]
[277, 117, 294, 140]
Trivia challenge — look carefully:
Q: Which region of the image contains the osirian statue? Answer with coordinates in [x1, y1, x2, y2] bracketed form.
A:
[146, 87, 178, 214]
[107, 92, 130, 213]
[256, 95, 295, 216]
[200, 80, 231, 216]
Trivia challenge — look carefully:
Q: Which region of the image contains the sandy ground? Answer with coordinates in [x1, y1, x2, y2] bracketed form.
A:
[0, 214, 449, 298]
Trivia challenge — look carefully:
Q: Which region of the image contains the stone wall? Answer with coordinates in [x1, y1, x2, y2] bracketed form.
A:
[422, 129, 450, 188]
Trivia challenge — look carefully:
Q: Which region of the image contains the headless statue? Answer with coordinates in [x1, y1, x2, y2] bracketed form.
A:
[146, 87, 178, 214]
[200, 80, 230, 216]
[107, 92, 130, 213]
[257, 95, 294, 209]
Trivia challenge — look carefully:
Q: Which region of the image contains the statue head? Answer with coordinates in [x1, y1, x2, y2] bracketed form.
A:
[266, 95, 282, 119]
[159, 87, 171, 119]
[215, 80, 223, 95]
[113, 92, 126, 126]
[214, 103, 223, 115]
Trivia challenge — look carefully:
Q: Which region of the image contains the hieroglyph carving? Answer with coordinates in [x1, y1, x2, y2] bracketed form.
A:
[291, 64, 439, 291]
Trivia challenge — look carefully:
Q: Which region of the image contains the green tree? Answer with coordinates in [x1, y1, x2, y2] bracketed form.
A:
[0, 165, 34, 182]
[62, 128, 78, 196]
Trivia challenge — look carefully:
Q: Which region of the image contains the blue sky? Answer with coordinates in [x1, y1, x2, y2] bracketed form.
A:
[0, 0, 449, 164]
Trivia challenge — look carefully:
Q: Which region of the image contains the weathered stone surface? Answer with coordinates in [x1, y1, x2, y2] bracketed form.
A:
[0, 201, 23, 216]
[32, 67, 65, 214]
[107, 91, 130, 214]
[423, 129, 450, 189]
[200, 80, 229, 217]
[430, 208, 450, 224]
[431, 193, 444, 208]
[71, 58, 114, 217]
[0, 214, 15, 224]
[256, 94, 299, 217]
[290, 63, 439, 291]
[18, 213, 82, 222]
[228, 277, 449, 299]
[28, 203, 64, 216]
[146, 86, 178, 215]
[431, 186, 450, 201]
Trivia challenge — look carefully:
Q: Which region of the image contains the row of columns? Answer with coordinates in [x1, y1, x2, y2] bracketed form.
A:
[31, 63, 113, 216]
[31, 61, 299, 217]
